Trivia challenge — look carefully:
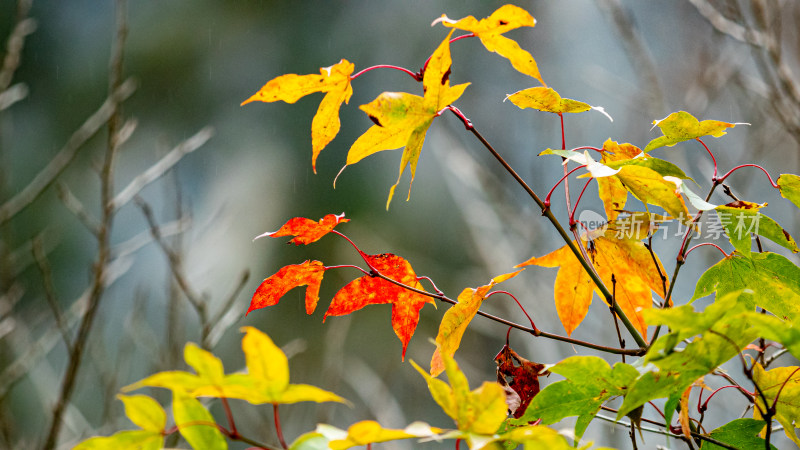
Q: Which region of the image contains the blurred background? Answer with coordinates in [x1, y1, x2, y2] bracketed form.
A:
[1, 0, 799, 448]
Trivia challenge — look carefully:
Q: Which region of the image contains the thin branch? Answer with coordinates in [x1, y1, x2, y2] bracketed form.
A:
[136, 197, 210, 347]
[0, 0, 35, 93]
[56, 182, 101, 235]
[31, 236, 71, 350]
[110, 126, 214, 210]
[0, 77, 137, 226]
[448, 109, 647, 348]
[42, 1, 129, 446]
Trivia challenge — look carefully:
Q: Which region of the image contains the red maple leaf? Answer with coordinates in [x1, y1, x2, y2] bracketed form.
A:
[255, 213, 349, 245]
[324, 253, 435, 360]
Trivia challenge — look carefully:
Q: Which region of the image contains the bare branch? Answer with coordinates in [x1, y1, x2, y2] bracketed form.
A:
[32, 236, 72, 350]
[0, 77, 137, 226]
[110, 126, 214, 211]
[0, 0, 35, 92]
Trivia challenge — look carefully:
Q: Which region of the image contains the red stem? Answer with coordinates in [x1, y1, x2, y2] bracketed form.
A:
[420, 33, 476, 76]
[572, 146, 605, 153]
[698, 385, 755, 413]
[273, 404, 288, 449]
[544, 164, 586, 209]
[717, 164, 779, 188]
[696, 138, 718, 182]
[568, 177, 594, 226]
[221, 398, 238, 438]
[486, 290, 538, 333]
[350, 64, 421, 81]
[683, 242, 729, 260]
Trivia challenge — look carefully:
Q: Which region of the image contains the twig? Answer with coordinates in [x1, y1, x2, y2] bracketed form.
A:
[0, 77, 137, 226]
[110, 126, 214, 210]
[31, 236, 71, 350]
[454, 114, 647, 348]
[0, 0, 35, 93]
[56, 182, 101, 235]
[136, 197, 210, 347]
[42, 2, 128, 447]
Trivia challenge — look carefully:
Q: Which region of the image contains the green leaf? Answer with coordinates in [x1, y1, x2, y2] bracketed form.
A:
[702, 418, 775, 450]
[777, 173, 800, 209]
[513, 356, 638, 440]
[619, 291, 758, 417]
[644, 111, 743, 152]
[748, 314, 800, 360]
[715, 202, 798, 256]
[172, 389, 227, 450]
[288, 431, 331, 450]
[692, 252, 800, 321]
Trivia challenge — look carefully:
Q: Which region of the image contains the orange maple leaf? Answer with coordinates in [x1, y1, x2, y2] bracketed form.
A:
[517, 233, 667, 338]
[248, 260, 326, 315]
[241, 59, 355, 172]
[324, 253, 435, 360]
[254, 213, 349, 245]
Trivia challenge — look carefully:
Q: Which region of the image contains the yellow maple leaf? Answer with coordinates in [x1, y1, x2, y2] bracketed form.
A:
[341, 31, 469, 209]
[517, 231, 667, 338]
[436, 4, 545, 86]
[430, 270, 523, 376]
[242, 59, 354, 173]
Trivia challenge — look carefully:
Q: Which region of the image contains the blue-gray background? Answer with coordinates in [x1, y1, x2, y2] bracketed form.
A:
[1, 1, 798, 448]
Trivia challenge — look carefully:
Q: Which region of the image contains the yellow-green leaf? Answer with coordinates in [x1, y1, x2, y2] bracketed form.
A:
[430, 270, 523, 376]
[411, 353, 507, 436]
[615, 164, 691, 223]
[328, 420, 442, 449]
[118, 394, 166, 433]
[506, 87, 591, 114]
[73, 431, 163, 450]
[173, 389, 227, 450]
[438, 4, 545, 85]
[242, 59, 354, 172]
[644, 111, 742, 152]
[597, 139, 642, 221]
[715, 201, 798, 256]
[752, 363, 800, 447]
[777, 173, 800, 210]
[342, 31, 468, 209]
[241, 325, 289, 395]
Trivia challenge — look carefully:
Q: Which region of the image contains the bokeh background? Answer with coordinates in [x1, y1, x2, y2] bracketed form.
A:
[2, 0, 799, 448]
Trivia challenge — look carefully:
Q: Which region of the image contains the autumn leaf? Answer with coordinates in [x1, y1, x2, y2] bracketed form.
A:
[430, 270, 522, 376]
[248, 260, 326, 315]
[596, 140, 646, 221]
[172, 389, 227, 450]
[495, 345, 547, 419]
[644, 111, 744, 152]
[715, 201, 798, 256]
[254, 213, 349, 244]
[506, 86, 612, 121]
[411, 352, 508, 439]
[751, 363, 800, 446]
[326, 420, 442, 449]
[342, 31, 469, 209]
[517, 233, 666, 338]
[777, 174, 800, 209]
[123, 328, 347, 406]
[541, 140, 692, 222]
[436, 4, 545, 85]
[324, 253, 435, 360]
[242, 59, 354, 172]
[73, 395, 165, 450]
